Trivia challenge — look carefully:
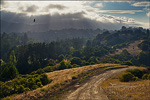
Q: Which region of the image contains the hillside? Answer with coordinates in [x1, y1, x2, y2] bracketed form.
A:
[115, 40, 143, 56]
[3, 64, 129, 100]
[1, 27, 149, 100]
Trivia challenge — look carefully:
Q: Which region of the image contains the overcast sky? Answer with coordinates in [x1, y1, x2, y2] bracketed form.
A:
[1, 0, 150, 30]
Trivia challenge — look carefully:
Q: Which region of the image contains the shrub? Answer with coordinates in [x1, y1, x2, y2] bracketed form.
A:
[119, 72, 135, 82]
[17, 85, 25, 93]
[24, 88, 30, 92]
[126, 69, 143, 78]
[43, 66, 55, 72]
[88, 56, 98, 63]
[58, 60, 67, 70]
[72, 76, 77, 80]
[90, 61, 95, 65]
[70, 57, 82, 66]
[0, 73, 52, 98]
[142, 74, 148, 80]
[48, 59, 56, 66]
[40, 73, 52, 85]
[148, 74, 150, 80]
[147, 67, 150, 71]
[37, 82, 43, 87]
[31, 85, 39, 89]
[121, 61, 133, 66]
[31, 68, 45, 75]
[85, 62, 90, 65]
[72, 64, 80, 68]
[133, 76, 138, 81]
[81, 60, 86, 66]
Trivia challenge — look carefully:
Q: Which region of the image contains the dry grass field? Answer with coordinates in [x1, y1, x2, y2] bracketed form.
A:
[3, 63, 126, 100]
[101, 67, 150, 100]
[115, 40, 143, 56]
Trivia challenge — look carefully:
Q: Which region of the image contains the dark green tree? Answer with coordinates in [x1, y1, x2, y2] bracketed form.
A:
[58, 54, 65, 62]
[1, 66, 9, 81]
[8, 65, 19, 80]
[9, 50, 17, 65]
[70, 57, 82, 66]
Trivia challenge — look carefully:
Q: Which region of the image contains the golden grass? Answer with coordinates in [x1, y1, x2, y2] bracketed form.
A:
[101, 67, 150, 100]
[46, 63, 124, 86]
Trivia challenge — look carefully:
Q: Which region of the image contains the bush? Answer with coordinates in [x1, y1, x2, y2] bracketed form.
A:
[88, 56, 98, 64]
[0, 73, 52, 98]
[48, 59, 56, 66]
[119, 72, 135, 82]
[31, 85, 39, 89]
[133, 76, 138, 81]
[72, 64, 80, 68]
[121, 61, 133, 66]
[148, 74, 150, 80]
[37, 82, 43, 87]
[142, 74, 148, 80]
[17, 85, 25, 93]
[70, 57, 82, 66]
[31, 68, 45, 75]
[72, 76, 77, 80]
[85, 62, 90, 65]
[58, 60, 68, 70]
[90, 61, 95, 65]
[43, 66, 55, 72]
[126, 69, 143, 78]
[40, 73, 52, 85]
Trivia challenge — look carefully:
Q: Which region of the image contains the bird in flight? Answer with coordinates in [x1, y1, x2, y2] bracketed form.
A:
[33, 19, 35, 22]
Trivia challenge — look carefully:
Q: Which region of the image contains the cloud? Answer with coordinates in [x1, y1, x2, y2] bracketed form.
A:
[0, 0, 5, 5]
[94, 3, 103, 7]
[25, 5, 39, 12]
[18, 5, 39, 12]
[147, 12, 150, 17]
[132, 2, 150, 7]
[98, 10, 143, 14]
[43, 4, 67, 12]
[2, 10, 148, 33]
[0, 1, 149, 31]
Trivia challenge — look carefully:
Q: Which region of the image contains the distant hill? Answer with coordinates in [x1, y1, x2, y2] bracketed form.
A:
[1, 18, 124, 33]
[93, 27, 148, 46]
[25, 29, 106, 42]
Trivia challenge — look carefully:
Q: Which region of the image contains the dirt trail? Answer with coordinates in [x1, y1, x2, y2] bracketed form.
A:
[63, 67, 135, 100]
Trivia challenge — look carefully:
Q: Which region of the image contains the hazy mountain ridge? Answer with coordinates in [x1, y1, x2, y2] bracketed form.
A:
[1, 19, 123, 33]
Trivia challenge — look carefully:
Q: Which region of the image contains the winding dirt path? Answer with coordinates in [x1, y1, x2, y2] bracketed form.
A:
[64, 67, 135, 100]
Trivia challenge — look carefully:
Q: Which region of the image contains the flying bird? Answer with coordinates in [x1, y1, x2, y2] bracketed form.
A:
[33, 19, 35, 22]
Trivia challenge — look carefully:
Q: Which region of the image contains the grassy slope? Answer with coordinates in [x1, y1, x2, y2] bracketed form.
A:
[101, 67, 150, 100]
[115, 40, 143, 56]
[3, 64, 129, 100]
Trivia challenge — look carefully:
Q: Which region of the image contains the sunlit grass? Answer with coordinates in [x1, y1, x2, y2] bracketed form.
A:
[101, 67, 150, 100]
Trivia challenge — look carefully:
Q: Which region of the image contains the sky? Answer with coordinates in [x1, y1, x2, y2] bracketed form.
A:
[0, 0, 150, 31]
